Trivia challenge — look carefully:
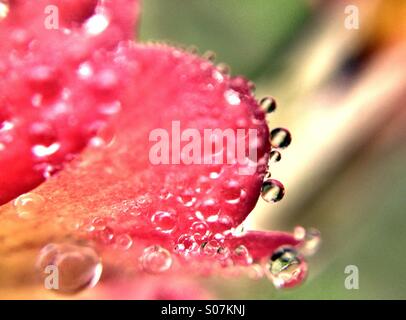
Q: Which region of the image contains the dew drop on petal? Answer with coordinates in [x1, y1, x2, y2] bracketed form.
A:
[13, 193, 45, 219]
[36, 243, 102, 293]
[233, 245, 253, 266]
[32, 142, 61, 158]
[141, 245, 173, 274]
[224, 89, 241, 106]
[151, 210, 177, 234]
[265, 246, 307, 289]
[260, 97, 277, 114]
[261, 179, 285, 203]
[202, 50, 216, 62]
[270, 128, 292, 149]
[84, 13, 110, 35]
[201, 240, 220, 257]
[115, 234, 133, 250]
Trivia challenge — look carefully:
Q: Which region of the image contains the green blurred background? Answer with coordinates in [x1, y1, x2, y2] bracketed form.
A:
[140, 0, 406, 299]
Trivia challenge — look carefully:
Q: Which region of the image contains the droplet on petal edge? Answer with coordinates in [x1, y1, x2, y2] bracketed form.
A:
[261, 179, 285, 203]
[265, 246, 308, 289]
[270, 128, 292, 149]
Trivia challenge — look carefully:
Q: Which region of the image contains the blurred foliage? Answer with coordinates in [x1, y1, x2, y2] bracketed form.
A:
[140, 0, 310, 78]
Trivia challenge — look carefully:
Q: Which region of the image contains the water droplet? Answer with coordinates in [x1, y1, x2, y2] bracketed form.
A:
[89, 123, 116, 147]
[151, 211, 177, 233]
[224, 89, 241, 106]
[269, 150, 282, 163]
[197, 199, 220, 218]
[261, 179, 285, 203]
[191, 221, 208, 237]
[32, 142, 61, 158]
[84, 13, 110, 35]
[265, 246, 307, 289]
[233, 245, 253, 266]
[77, 62, 94, 79]
[223, 180, 242, 203]
[260, 97, 277, 113]
[175, 234, 199, 256]
[91, 217, 107, 231]
[13, 193, 45, 219]
[0, 1, 9, 21]
[201, 240, 220, 257]
[217, 246, 231, 261]
[294, 227, 321, 257]
[115, 234, 133, 250]
[202, 50, 216, 62]
[269, 128, 291, 149]
[95, 69, 118, 90]
[0, 120, 13, 132]
[141, 245, 172, 274]
[36, 243, 102, 293]
[177, 189, 196, 207]
[99, 101, 122, 115]
[217, 63, 231, 75]
[28, 65, 56, 84]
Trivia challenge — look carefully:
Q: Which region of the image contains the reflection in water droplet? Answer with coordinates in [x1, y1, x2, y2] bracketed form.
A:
[269, 150, 282, 163]
[261, 179, 285, 203]
[269, 128, 291, 149]
[260, 97, 277, 114]
[0, 1, 9, 21]
[141, 245, 172, 274]
[36, 243, 102, 293]
[151, 210, 177, 233]
[266, 246, 307, 289]
[13, 193, 45, 219]
[294, 226, 321, 256]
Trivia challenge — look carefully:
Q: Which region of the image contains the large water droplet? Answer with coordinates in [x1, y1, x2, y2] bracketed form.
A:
[141, 245, 172, 274]
[265, 246, 307, 289]
[151, 211, 177, 234]
[36, 243, 102, 293]
[261, 179, 285, 203]
[13, 193, 45, 219]
[260, 97, 277, 114]
[269, 128, 291, 149]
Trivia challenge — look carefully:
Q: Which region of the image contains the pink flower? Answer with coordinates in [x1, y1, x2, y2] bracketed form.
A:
[0, 0, 319, 299]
